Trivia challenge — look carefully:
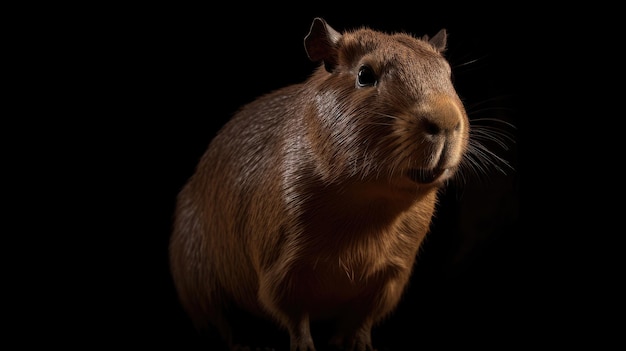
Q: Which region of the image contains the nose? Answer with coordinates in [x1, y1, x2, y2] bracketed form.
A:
[421, 95, 464, 138]
[416, 95, 468, 171]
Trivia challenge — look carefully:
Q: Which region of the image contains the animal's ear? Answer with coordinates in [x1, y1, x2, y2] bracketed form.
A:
[304, 17, 342, 72]
[426, 28, 447, 53]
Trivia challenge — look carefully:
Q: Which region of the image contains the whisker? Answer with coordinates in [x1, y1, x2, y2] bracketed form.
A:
[393, 144, 412, 177]
[458, 151, 493, 185]
[362, 122, 396, 127]
[466, 141, 513, 175]
[470, 117, 517, 129]
[471, 127, 515, 150]
[451, 53, 491, 70]
[376, 112, 401, 120]
[454, 57, 484, 68]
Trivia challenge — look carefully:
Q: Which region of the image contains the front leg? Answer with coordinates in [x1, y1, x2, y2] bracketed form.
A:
[287, 314, 316, 351]
[258, 271, 317, 351]
[329, 271, 409, 351]
[328, 317, 374, 351]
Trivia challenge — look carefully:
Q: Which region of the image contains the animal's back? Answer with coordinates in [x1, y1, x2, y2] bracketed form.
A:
[169, 84, 306, 334]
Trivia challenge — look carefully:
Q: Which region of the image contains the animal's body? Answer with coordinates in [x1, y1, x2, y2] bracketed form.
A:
[170, 17, 470, 351]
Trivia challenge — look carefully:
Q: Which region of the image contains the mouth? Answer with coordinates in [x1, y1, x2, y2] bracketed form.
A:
[406, 168, 446, 184]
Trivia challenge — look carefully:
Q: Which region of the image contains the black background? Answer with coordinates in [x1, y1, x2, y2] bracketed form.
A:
[42, 3, 618, 350]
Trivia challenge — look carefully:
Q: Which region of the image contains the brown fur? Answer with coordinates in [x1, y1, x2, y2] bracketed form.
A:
[170, 17, 469, 351]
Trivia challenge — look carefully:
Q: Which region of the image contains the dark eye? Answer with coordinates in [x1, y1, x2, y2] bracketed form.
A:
[357, 65, 377, 87]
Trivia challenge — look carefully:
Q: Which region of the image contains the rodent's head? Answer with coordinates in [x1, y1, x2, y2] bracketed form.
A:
[303, 17, 469, 189]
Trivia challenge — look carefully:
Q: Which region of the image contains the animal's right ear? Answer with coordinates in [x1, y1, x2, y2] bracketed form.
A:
[304, 17, 342, 72]
[427, 29, 447, 53]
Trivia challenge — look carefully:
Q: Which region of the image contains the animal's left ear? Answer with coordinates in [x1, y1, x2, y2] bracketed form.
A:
[423, 28, 447, 53]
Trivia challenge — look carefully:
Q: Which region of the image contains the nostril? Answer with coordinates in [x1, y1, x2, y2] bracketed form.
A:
[424, 120, 440, 135]
[422, 116, 462, 136]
